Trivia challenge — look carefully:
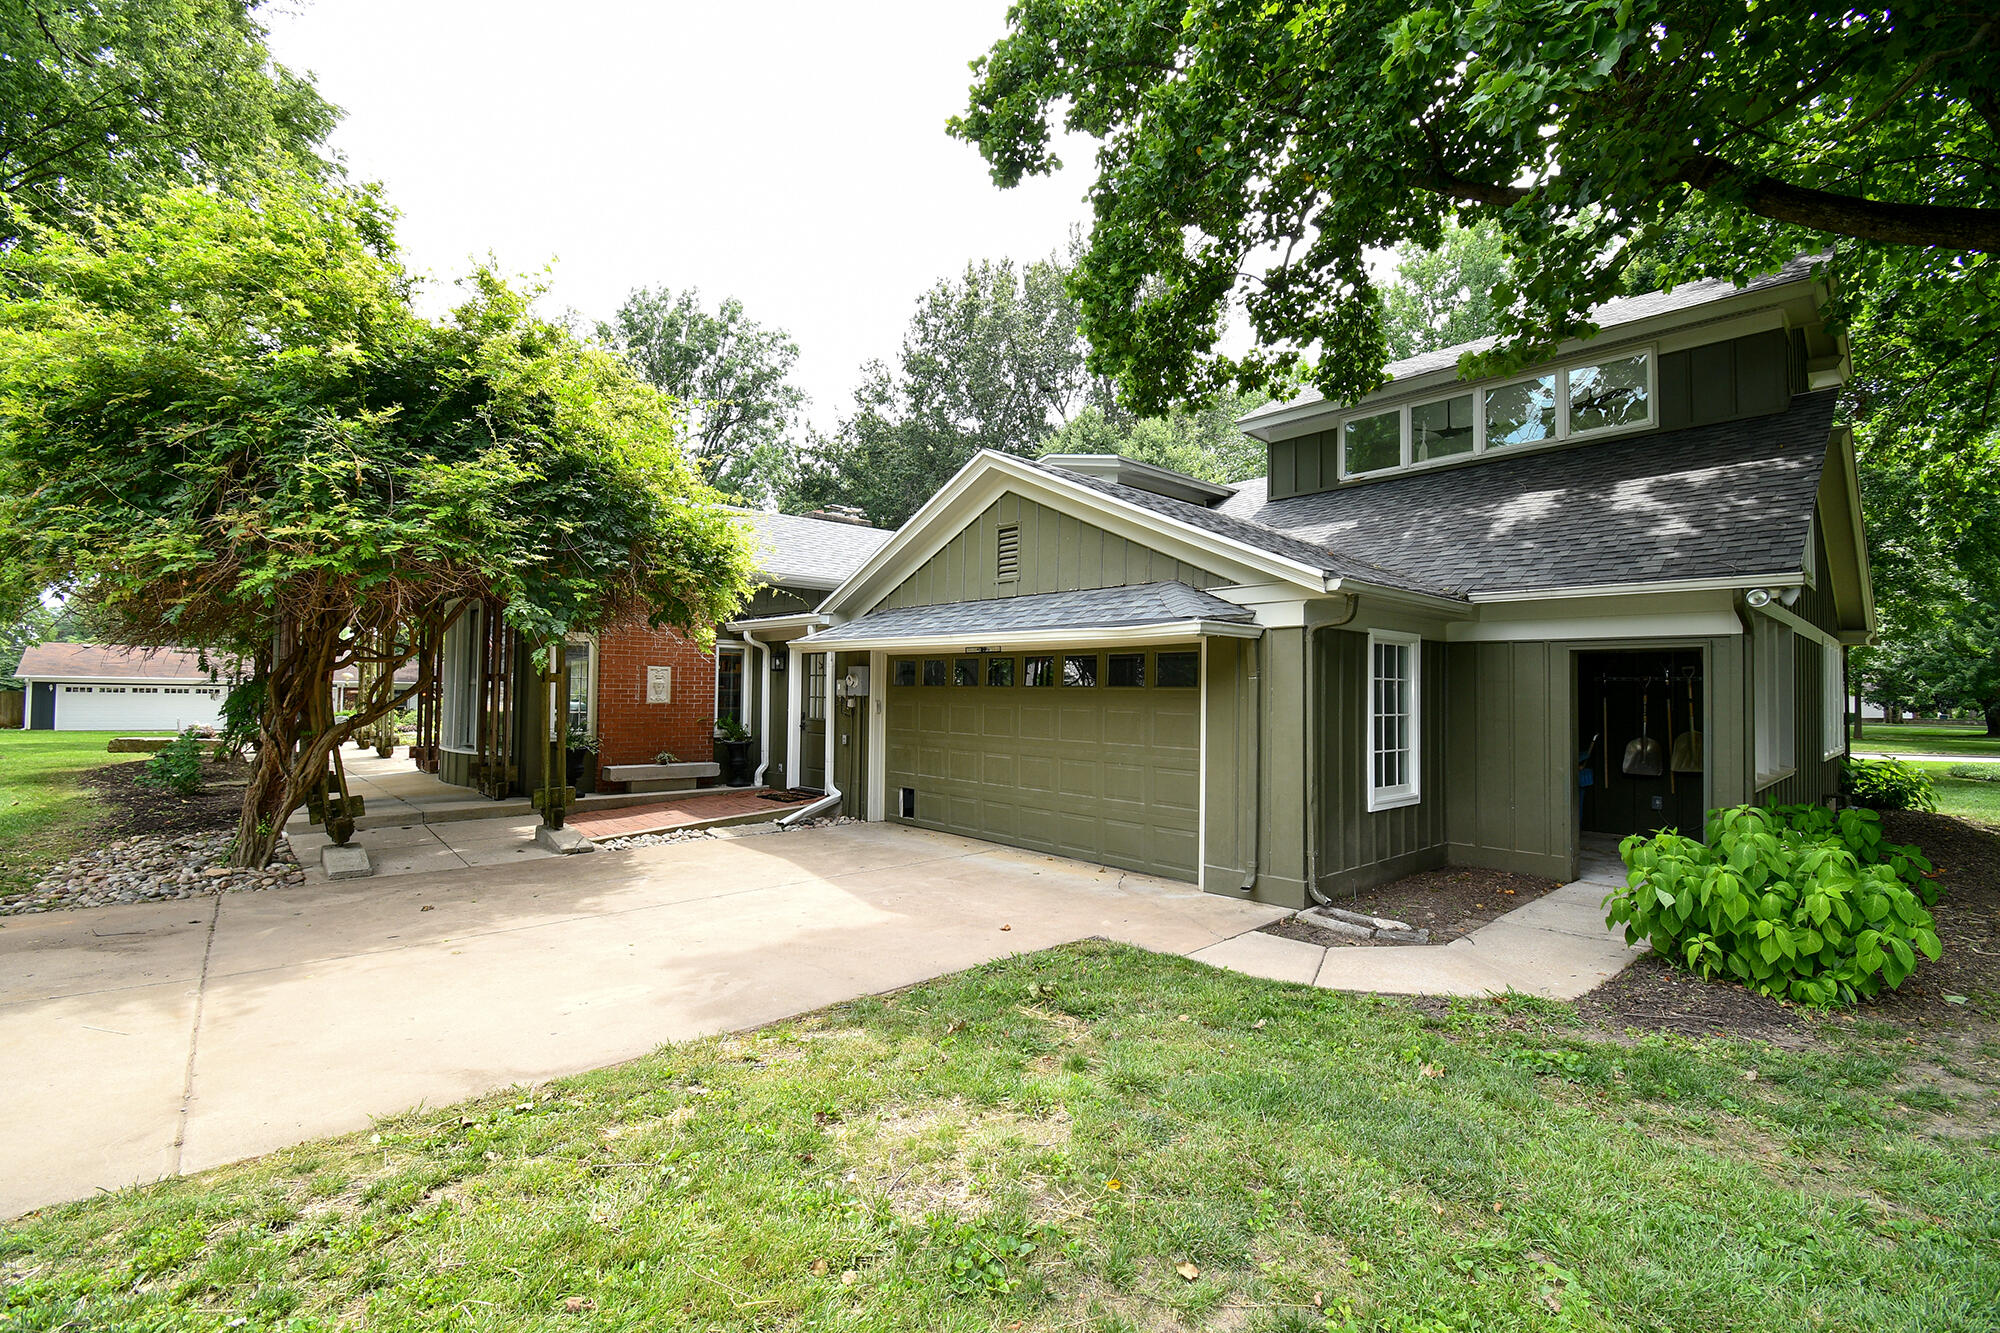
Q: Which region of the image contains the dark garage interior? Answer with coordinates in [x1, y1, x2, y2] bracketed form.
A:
[1577, 649, 1706, 839]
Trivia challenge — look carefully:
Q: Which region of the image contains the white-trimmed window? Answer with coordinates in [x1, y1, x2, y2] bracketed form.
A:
[715, 645, 746, 730]
[1333, 345, 1655, 482]
[1754, 615, 1796, 785]
[1366, 631, 1421, 811]
[563, 636, 596, 737]
[1822, 640, 1845, 759]
[441, 603, 481, 749]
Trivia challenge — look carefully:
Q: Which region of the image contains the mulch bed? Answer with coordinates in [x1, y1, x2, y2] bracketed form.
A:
[1262, 865, 1565, 948]
[1570, 809, 1999, 1049]
[79, 755, 252, 839]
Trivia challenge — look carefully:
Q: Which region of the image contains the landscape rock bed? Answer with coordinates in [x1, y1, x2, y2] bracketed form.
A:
[1, 832, 305, 916]
[596, 815, 854, 852]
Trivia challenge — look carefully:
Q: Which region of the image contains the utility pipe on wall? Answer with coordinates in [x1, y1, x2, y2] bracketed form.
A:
[746, 635, 772, 789]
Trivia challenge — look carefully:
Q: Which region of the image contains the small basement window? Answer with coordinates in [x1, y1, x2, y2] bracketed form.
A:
[1156, 651, 1198, 688]
[1366, 631, 1421, 811]
[1107, 653, 1145, 687]
[996, 524, 1020, 582]
[985, 656, 1015, 687]
[922, 658, 948, 687]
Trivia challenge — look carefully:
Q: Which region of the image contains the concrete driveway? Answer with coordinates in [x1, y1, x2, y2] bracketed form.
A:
[0, 823, 1283, 1218]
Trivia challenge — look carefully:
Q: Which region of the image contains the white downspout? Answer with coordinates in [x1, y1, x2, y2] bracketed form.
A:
[747, 634, 772, 788]
[780, 648, 842, 826]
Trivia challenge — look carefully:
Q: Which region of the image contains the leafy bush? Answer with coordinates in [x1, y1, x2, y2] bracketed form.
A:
[1607, 805, 1942, 1007]
[137, 728, 207, 796]
[1842, 756, 1937, 811]
[1945, 762, 2000, 782]
[1763, 802, 1938, 904]
[215, 677, 265, 760]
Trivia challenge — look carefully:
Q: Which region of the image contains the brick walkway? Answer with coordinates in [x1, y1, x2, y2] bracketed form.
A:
[566, 787, 813, 839]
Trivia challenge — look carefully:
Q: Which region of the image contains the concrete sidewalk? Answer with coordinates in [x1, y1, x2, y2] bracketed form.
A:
[1187, 844, 1644, 999]
[1, 823, 1283, 1218]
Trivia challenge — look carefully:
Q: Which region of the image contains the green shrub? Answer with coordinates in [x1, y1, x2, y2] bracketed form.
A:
[1945, 762, 2000, 782]
[1607, 805, 1942, 1007]
[1842, 755, 1937, 811]
[1763, 802, 1938, 904]
[137, 728, 207, 796]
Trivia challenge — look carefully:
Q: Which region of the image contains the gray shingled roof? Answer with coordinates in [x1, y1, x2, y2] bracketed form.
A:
[1028, 457, 1462, 598]
[811, 582, 1254, 642]
[1214, 389, 1838, 596]
[1240, 255, 1827, 424]
[736, 510, 894, 588]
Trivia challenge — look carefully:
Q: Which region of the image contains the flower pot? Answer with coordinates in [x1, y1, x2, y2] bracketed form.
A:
[715, 739, 754, 787]
[565, 748, 597, 794]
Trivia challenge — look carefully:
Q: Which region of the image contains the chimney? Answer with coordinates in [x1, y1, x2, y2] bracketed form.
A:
[804, 505, 875, 528]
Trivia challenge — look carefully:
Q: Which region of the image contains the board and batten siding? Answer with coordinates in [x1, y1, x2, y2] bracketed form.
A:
[1444, 640, 1575, 881]
[1313, 630, 1450, 896]
[875, 494, 1226, 611]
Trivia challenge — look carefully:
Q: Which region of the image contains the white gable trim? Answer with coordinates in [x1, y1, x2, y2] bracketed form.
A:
[817, 452, 1338, 620]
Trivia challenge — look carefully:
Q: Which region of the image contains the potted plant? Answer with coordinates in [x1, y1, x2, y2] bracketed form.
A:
[713, 714, 754, 787]
[565, 727, 599, 794]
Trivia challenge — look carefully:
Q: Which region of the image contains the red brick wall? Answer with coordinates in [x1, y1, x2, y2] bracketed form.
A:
[592, 624, 718, 779]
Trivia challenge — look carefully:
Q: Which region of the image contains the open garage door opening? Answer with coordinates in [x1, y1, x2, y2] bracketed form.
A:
[884, 644, 1202, 881]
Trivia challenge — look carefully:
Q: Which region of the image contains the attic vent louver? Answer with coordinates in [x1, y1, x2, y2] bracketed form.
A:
[996, 524, 1020, 582]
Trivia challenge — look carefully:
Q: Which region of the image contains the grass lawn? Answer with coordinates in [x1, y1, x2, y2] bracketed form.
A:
[4, 944, 1994, 1332]
[0, 731, 157, 901]
[1854, 724, 2000, 759]
[1909, 760, 2000, 826]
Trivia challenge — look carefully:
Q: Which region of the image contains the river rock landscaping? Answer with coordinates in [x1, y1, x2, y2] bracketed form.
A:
[0, 831, 305, 916]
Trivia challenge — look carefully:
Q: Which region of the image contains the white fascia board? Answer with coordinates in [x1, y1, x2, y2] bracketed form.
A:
[728, 612, 830, 633]
[757, 571, 843, 592]
[799, 620, 1264, 653]
[1466, 573, 1804, 603]
[31, 674, 220, 685]
[1750, 600, 1840, 649]
[816, 451, 1331, 619]
[1242, 278, 1824, 442]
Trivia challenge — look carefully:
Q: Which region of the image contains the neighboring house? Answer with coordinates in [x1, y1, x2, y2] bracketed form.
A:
[14, 643, 234, 732]
[430, 507, 891, 794]
[748, 258, 1870, 906]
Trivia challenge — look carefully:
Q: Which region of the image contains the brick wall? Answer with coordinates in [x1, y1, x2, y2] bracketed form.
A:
[592, 623, 719, 778]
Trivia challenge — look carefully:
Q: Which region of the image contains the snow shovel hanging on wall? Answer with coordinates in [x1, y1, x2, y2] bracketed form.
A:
[1622, 685, 1666, 777]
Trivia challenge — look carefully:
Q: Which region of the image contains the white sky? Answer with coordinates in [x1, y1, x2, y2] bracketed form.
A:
[260, 0, 1097, 430]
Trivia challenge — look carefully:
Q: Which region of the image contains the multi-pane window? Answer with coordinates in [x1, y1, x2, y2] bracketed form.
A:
[1366, 632, 1421, 811]
[713, 647, 743, 731]
[804, 653, 828, 722]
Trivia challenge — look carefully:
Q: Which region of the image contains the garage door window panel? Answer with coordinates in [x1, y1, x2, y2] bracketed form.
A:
[1156, 652, 1199, 688]
[986, 656, 1015, 687]
[1108, 653, 1145, 687]
[1024, 655, 1056, 687]
[893, 659, 917, 687]
[1063, 654, 1099, 687]
[922, 658, 948, 687]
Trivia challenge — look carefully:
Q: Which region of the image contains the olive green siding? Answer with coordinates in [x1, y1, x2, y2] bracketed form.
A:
[1201, 630, 1310, 903]
[745, 584, 816, 618]
[1311, 631, 1451, 897]
[877, 495, 1225, 611]
[1269, 327, 1803, 500]
[1444, 641, 1575, 881]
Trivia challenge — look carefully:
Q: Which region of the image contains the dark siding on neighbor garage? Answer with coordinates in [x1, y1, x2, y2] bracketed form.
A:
[1313, 630, 1451, 896]
[876, 494, 1225, 611]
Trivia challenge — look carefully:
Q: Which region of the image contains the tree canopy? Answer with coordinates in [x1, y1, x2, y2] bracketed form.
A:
[1038, 390, 1269, 485]
[1381, 218, 1509, 362]
[596, 285, 809, 509]
[0, 0, 338, 241]
[0, 180, 754, 861]
[952, 0, 1999, 412]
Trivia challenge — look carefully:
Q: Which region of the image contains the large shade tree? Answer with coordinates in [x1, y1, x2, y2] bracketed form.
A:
[951, 0, 1998, 411]
[0, 0, 338, 241]
[0, 181, 755, 865]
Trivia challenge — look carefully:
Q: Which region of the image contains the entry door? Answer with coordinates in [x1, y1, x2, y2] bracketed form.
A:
[29, 682, 55, 730]
[799, 652, 828, 792]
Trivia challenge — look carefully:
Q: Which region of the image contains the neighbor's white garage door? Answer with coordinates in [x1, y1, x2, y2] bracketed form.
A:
[52, 684, 227, 732]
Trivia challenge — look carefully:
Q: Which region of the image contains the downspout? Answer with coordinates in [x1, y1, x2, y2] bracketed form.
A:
[1304, 595, 1361, 908]
[746, 634, 772, 788]
[779, 648, 842, 826]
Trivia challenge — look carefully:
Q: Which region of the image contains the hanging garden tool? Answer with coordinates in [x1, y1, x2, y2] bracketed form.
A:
[1671, 672, 1703, 776]
[1622, 681, 1666, 777]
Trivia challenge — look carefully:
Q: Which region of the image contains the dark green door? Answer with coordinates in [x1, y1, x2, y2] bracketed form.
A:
[883, 646, 1201, 881]
[799, 652, 828, 792]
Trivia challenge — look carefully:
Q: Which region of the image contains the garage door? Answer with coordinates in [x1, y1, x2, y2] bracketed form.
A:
[52, 683, 227, 731]
[884, 646, 1200, 881]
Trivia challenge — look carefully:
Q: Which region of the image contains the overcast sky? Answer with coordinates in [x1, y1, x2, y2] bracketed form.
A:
[260, 0, 1096, 430]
